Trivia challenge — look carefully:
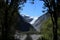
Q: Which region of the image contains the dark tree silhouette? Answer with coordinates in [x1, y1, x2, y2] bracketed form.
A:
[0, 0, 27, 40]
[41, 0, 60, 40]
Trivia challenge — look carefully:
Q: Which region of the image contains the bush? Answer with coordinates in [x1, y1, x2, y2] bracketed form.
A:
[41, 17, 60, 40]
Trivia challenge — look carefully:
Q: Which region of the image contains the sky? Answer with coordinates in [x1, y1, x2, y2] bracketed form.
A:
[19, 0, 45, 17]
[19, 0, 45, 24]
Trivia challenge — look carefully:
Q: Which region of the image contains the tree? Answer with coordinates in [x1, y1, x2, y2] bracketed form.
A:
[0, 0, 27, 40]
[40, 18, 53, 40]
[41, 0, 60, 40]
[41, 17, 60, 40]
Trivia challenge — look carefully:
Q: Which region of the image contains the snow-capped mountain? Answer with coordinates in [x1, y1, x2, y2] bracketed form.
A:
[21, 14, 38, 24]
[21, 13, 50, 32]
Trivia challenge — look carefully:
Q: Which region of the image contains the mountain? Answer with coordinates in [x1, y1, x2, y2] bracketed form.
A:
[16, 14, 36, 32]
[21, 14, 38, 24]
[21, 13, 50, 32]
[32, 13, 50, 32]
[21, 14, 33, 23]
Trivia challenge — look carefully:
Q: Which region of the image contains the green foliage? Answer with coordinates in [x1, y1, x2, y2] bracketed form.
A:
[57, 18, 60, 40]
[41, 17, 60, 40]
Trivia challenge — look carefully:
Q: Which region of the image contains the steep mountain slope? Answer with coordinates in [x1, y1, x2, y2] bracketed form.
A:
[32, 13, 50, 32]
[21, 14, 33, 23]
[21, 13, 50, 32]
[21, 14, 38, 24]
[16, 14, 36, 32]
